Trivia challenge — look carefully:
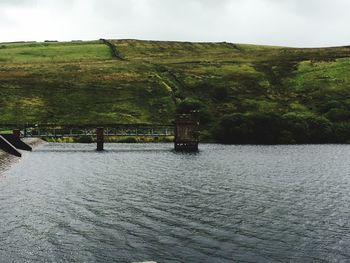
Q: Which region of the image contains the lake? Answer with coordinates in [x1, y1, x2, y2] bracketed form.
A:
[1, 143, 350, 262]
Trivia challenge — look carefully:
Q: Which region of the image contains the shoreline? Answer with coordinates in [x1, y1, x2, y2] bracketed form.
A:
[0, 138, 45, 175]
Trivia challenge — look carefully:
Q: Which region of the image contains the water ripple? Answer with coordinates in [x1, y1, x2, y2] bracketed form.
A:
[1, 144, 350, 262]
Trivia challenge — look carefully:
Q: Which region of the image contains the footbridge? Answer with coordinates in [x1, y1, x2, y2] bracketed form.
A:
[13, 124, 175, 138]
[0, 113, 200, 157]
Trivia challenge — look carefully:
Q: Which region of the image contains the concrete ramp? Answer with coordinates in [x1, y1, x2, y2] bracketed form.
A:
[1, 134, 32, 151]
[0, 135, 22, 157]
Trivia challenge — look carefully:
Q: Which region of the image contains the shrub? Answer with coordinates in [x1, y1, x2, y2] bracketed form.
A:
[76, 135, 93, 143]
[193, 82, 214, 94]
[212, 111, 338, 144]
[282, 113, 333, 143]
[248, 112, 284, 144]
[212, 113, 254, 144]
[319, 100, 344, 114]
[333, 123, 350, 143]
[304, 115, 333, 143]
[212, 86, 229, 101]
[176, 98, 202, 114]
[325, 108, 350, 122]
[176, 98, 213, 125]
[282, 113, 309, 143]
[118, 137, 137, 143]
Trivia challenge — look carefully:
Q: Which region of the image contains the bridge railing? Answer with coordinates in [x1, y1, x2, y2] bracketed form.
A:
[0, 124, 175, 138]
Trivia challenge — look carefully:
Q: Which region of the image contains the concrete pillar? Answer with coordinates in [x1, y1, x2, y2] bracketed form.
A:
[13, 129, 21, 139]
[96, 127, 104, 151]
[174, 112, 200, 152]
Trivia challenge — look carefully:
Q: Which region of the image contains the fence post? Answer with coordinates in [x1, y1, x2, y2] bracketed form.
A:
[96, 127, 104, 151]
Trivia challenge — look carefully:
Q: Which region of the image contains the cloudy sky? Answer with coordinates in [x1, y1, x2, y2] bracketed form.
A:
[1, 0, 350, 47]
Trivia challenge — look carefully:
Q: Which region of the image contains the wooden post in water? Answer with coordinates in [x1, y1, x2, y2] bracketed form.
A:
[96, 127, 104, 151]
[174, 111, 200, 152]
[13, 129, 21, 139]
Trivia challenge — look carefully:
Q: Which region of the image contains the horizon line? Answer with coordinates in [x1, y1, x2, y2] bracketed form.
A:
[1, 38, 350, 49]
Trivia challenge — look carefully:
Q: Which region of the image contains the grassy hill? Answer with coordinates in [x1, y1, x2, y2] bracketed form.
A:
[1, 39, 350, 142]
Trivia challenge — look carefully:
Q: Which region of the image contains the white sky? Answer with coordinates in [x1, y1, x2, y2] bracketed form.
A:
[1, 0, 350, 47]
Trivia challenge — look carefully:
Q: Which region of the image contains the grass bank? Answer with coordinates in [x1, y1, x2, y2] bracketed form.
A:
[1, 40, 350, 143]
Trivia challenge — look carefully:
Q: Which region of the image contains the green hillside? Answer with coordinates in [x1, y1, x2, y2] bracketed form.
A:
[1, 39, 350, 143]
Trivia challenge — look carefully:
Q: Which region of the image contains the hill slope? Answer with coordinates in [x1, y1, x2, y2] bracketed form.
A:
[1, 39, 350, 142]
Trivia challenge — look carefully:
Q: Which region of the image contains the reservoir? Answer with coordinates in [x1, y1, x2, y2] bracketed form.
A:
[1, 143, 350, 262]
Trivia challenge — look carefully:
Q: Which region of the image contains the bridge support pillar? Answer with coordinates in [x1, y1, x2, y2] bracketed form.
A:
[96, 127, 104, 151]
[174, 111, 200, 152]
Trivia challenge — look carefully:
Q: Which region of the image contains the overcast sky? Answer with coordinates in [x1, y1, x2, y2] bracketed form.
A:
[1, 0, 350, 47]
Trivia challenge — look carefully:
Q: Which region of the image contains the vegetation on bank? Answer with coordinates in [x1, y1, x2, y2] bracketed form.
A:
[213, 112, 349, 144]
[1, 39, 350, 144]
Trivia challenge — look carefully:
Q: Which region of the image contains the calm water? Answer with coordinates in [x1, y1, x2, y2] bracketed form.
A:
[1, 143, 350, 262]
